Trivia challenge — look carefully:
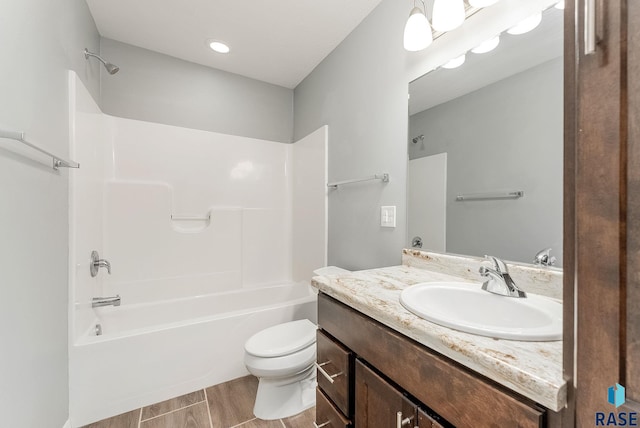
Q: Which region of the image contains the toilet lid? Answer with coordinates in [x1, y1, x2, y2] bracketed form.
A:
[245, 319, 317, 358]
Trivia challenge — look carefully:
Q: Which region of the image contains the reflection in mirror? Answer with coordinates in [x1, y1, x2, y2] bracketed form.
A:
[407, 6, 563, 267]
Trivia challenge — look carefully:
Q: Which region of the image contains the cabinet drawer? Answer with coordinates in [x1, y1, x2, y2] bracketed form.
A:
[316, 388, 351, 428]
[317, 330, 351, 416]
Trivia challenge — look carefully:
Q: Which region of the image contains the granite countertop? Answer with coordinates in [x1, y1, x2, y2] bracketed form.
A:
[311, 264, 567, 412]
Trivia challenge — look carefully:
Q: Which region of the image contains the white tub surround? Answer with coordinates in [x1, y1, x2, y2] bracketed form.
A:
[68, 73, 327, 426]
[311, 253, 566, 412]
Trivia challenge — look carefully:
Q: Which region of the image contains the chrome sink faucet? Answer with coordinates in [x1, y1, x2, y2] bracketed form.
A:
[479, 255, 527, 298]
[533, 248, 556, 266]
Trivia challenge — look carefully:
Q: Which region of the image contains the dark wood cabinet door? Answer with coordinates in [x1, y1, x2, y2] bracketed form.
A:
[355, 360, 417, 428]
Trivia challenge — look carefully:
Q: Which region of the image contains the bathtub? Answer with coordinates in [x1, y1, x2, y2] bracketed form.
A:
[69, 282, 317, 427]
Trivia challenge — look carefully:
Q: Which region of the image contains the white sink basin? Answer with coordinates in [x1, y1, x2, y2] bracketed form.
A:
[399, 282, 562, 341]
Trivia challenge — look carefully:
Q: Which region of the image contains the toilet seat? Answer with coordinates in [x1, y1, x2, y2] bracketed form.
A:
[244, 342, 316, 378]
[244, 319, 317, 358]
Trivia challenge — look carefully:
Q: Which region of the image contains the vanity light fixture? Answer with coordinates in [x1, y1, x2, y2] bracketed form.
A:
[506, 12, 543, 35]
[432, 0, 465, 32]
[208, 40, 230, 54]
[468, 0, 500, 7]
[403, 0, 433, 52]
[471, 35, 500, 54]
[436, 5, 554, 73]
[442, 54, 466, 69]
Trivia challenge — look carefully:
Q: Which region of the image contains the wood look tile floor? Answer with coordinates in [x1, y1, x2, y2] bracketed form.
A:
[82, 375, 315, 428]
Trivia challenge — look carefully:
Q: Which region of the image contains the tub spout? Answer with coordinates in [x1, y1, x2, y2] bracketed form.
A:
[92, 295, 121, 308]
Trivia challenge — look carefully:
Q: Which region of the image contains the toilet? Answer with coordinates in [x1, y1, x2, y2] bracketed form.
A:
[244, 319, 318, 420]
[244, 266, 350, 420]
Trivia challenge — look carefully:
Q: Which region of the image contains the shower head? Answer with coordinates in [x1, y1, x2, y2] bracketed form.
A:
[84, 48, 119, 75]
[104, 62, 119, 75]
[412, 135, 425, 144]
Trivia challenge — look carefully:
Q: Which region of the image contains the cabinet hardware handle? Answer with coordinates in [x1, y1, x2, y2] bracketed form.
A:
[396, 411, 412, 428]
[314, 422, 330, 428]
[315, 361, 343, 384]
[585, 0, 603, 55]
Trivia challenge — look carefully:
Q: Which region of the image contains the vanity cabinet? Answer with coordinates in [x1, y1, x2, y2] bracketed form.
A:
[316, 292, 554, 428]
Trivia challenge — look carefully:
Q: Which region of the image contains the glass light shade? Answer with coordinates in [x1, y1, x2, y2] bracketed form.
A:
[468, 0, 499, 7]
[554, 1, 565, 9]
[507, 12, 542, 35]
[209, 41, 230, 53]
[471, 35, 500, 54]
[432, 0, 465, 32]
[403, 7, 433, 52]
[442, 54, 466, 69]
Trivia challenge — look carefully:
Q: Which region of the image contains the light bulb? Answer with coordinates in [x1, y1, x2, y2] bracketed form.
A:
[432, 0, 465, 32]
[554, 1, 565, 9]
[468, 0, 499, 7]
[507, 12, 542, 35]
[403, 7, 433, 52]
[471, 35, 500, 54]
[442, 54, 466, 69]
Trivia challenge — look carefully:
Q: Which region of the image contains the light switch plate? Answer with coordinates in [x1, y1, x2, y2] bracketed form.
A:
[380, 206, 396, 228]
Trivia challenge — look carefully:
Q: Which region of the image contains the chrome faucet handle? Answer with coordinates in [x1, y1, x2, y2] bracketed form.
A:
[478, 264, 527, 298]
[96, 259, 111, 274]
[479, 265, 499, 278]
[90, 250, 112, 277]
[484, 255, 508, 274]
[533, 248, 556, 266]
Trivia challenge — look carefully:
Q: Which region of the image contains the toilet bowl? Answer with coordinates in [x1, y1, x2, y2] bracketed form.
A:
[244, 319, 317, 420]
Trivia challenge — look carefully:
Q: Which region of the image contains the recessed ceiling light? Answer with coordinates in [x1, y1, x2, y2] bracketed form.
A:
[471, 36, 500, 54]
[208, 40, 230, 54]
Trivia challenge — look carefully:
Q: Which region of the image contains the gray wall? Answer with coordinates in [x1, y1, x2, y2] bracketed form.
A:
[294, 0, 409, 270]
[100, 38, 294, 143]
[0, 1, 100, 427]
[409, 58, 563, 265]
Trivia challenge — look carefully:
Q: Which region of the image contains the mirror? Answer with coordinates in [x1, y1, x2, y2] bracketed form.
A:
[407, 6, 563, 267]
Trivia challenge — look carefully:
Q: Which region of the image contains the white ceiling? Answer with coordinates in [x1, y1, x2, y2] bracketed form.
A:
[86, 0, 383, 89]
